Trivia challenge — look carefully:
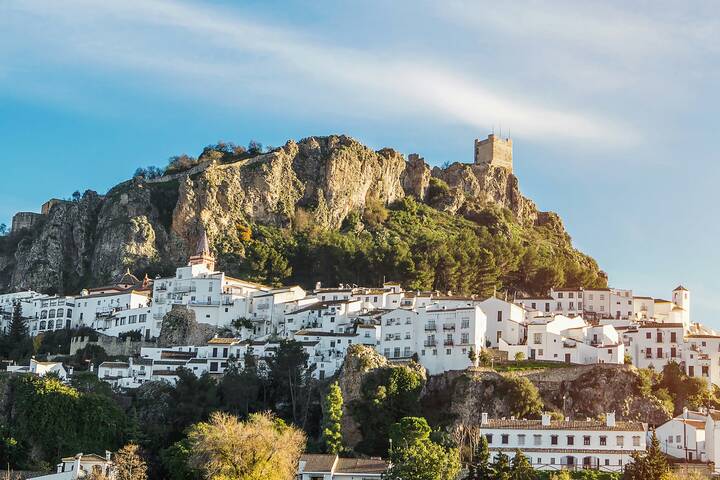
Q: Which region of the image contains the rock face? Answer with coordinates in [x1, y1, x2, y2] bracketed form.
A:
[0, 134, 586, 294]
[157, 305, 215, 347]
[421, 364, 671, 427]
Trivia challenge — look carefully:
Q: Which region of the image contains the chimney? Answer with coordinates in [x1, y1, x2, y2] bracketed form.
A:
[105, 450, 112, 462]
[541, 413, 551, 426]
[606, 412, 616, 427]
[481, 412, 489, 425]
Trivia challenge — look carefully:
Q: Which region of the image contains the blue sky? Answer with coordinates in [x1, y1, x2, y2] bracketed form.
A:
[1, 1, 719, 323]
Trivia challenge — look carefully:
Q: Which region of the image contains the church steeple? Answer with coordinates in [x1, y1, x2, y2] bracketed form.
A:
[188, 227, 215, 271]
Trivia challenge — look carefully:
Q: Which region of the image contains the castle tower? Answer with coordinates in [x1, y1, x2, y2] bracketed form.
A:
[474, 134, 513, 171]
[188, 228, 216, 271]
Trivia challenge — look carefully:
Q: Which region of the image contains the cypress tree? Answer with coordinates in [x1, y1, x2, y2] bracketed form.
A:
[321, 381, 344, 454]
[8, 301, 27, 342]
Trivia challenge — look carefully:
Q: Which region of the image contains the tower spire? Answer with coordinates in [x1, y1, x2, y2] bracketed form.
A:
[188, 225, 215, 271]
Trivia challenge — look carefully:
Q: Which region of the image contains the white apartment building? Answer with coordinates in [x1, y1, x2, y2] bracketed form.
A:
[377, 304, 487, 375]
[480, 412, 647, 472]
[28, 295, 77, 335]
[74, 289, 150, 331]
[656, 409, 707, 462]
[479, 296, 527, 348]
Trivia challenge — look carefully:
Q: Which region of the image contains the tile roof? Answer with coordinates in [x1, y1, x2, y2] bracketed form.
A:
[300, 454, 337, 472]
[482, 419, 645, 431]
[638, 322, 684, 329]
[336, 457, 388, 474]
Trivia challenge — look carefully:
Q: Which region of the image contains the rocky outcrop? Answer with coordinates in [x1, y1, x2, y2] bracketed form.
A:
[0, 133, 593, 294]
[421, 364, 671, 428]
[157, 305, 215, 347]
[336, 345, 390, 447]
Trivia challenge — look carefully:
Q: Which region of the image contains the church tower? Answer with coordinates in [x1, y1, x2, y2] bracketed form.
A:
[188, 228, 216, 272]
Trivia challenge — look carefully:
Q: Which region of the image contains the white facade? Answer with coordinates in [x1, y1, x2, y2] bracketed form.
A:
[656, 409, 707, 462]
[481, 412, 647, 472]
[298, 454, 387, 479]
[7, 358, 69, 380]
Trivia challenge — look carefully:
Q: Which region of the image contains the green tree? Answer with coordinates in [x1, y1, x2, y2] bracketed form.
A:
[464, 436, 492, 480]
[187, 411, 305, 480]
[623, 431, 669, 480]
[503, 375, 543, 418]
[267, 340, 310, 424]
[386, 437, 461, 480]
[478, 349, 493, 367]
[510, 449, 535, 480]
[161, 439, 201, 480]
[8, 301, 26, 342]
[321, 382, 344, 454]
[468, 347, 477, 367]
[388, 417, 431, 450]
[514, 351, 526, 362]
[491, 451, 512, 480]
[114, 443, 148, 480]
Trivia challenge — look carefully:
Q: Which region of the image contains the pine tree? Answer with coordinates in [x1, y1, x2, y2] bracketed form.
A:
[623, 430, 669, 480]
[8, 301, 26, 342]
[113, 443, 148, 480]
[510, 449, 535, 480]
[491, 451, 512, 480]
[464, 436, 492, 480]
[321, 381, 344, 454]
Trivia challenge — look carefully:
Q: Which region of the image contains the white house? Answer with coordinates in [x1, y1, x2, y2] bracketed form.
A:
[32, 452, 114, 480]
[7, 358, 69, 380]
[656, 409, 707, 462]
[480, 412, 647, 472]
[297, 454, 388, 479]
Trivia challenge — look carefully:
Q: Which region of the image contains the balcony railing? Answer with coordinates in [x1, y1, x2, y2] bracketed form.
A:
[444, 339, 454, 346]
[443, 324, 456, 331]
[424, 340, 437, 347]
[424, 324, 436, 331]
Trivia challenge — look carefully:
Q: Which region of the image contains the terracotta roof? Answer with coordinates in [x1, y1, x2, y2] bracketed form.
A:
[300, 454, 337, 472]
[207, 337, 240, 345]
[61, 453, 110, 463]
[674, 285, 688, 292]
[654, 299, 671, 303]
[709, 410, 720, 421]
[99, 362, 129, 369]
[638, 322, 684, 329]
[336, 457, 388, 474]
[681, 419, 705, 430]
[482, 419, 645, 431]
[633, 296, 653, 300]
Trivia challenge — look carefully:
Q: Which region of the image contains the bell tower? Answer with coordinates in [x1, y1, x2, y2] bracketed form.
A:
[188, 228, 216, 271]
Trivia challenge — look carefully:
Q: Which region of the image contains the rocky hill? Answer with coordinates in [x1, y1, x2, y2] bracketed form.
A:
[0, 135, 606, 295]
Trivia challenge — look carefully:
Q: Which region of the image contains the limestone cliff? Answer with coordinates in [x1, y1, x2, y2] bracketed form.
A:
[0, 134, 600, 294]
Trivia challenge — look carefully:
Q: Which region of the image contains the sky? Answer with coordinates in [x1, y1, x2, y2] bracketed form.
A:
[1, 1, 719, 323]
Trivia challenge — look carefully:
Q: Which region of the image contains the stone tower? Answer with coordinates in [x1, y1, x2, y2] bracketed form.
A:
[474, 134, 513, 171]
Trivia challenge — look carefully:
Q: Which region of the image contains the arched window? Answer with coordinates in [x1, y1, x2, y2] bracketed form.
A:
[48, 309, 56, 318]
[47, 320, 54, 329]
[39, 320, 46, 330]
[56, 308, 63, 317]
[40, 310, 47, 319]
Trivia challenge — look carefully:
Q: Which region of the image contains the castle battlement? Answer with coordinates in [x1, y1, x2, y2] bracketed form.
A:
[474, 134, 513, 171]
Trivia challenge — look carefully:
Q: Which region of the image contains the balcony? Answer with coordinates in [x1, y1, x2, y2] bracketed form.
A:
[424, 340, 437, 347]
[424, 324, 437, 331]
[443, 324, 456, 331]
[444, 339, 454, 346]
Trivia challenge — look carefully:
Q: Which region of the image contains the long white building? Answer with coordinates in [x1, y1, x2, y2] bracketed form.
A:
[480, 412, 647, 472]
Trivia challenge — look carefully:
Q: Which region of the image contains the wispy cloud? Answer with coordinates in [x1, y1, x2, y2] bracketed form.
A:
[0, 0, 628, 143]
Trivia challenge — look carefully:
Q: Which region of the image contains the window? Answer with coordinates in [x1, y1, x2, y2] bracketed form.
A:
[533, 434, 541, 446]
[497, 311, 502, 322]
[139, 314, 147, 323]
[550, 435, 558, 445]
[461, 333, 469, 344]
[600, 436, 607, 446]
[616, 436, 624, 447]
[394, 347, 401, 358]
[57, 308, 63, 317]
[632, 436, 640, 447]
[517, 434, 525, 446]
[676, 435, 681, 443]
[668, 435, 673, 444]
[556, 302, 562, 310]
[567, 436, 574, 446]
[568, 292, 574, 298]
[558, 293, 564, 298]
[646, 332, 652, 339]
[531, 302, 536, 309]
[534, 333, 542, 344]
[583, 436, 591, 446]
[501, 434, 509, 445]
[671, 332, 677, 343]
[446, 349, 451, 355]
[486, 434, 493, 444]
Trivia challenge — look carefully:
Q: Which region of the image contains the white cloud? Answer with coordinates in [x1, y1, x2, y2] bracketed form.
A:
[0, 0, 627, 143]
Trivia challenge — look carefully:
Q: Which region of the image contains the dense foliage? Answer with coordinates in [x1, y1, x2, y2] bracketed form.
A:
[216, 197, 606, 297]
